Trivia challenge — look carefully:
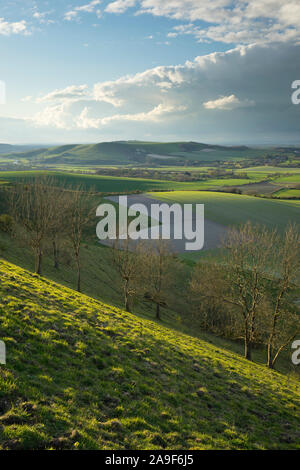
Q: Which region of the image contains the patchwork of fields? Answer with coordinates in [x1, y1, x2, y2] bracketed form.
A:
[0, 169, 282, 193]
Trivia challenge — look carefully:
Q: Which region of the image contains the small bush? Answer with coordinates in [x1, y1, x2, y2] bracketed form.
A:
[0, 214, 14, 235]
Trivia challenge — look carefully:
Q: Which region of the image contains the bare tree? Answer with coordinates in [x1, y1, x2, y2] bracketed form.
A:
[47, 187, 71, 270]
[65, 187, 94, 292]
[223, 223, 276, 360]
[190, 222, 275, 360]
[140, 241, 178, 321]
[10, 177, 56, 275]
[112, 239, 142, 312]
[265, 224, 300, 368]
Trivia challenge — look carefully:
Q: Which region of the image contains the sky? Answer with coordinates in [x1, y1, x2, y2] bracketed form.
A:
[0, 0, 300, 145]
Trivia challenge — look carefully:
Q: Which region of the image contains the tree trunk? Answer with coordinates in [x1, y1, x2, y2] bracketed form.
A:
[36, 250, 42, 275]
[124, 289, 130, 312]
[53, 240, 59, 269]
[244, 336, 252, 360]
[76, 257, 81, 293]
[267, 343, 274, 368]
[156, 303, 160, 320]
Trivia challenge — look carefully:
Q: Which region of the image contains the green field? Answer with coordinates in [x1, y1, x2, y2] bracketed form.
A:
[274, 174, 300, 184]
[273, 189, 300, 198]
[241, 166, 300, 174]
[0, 170, 265, 193]
[147, 191, 300, 231]
[0, 259, 299, 450]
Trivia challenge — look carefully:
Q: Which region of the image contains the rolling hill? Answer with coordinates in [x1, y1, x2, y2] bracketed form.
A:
[0, 144, 42, 155]
[1, 141, 268, 166]
[0, 259, 299, 450]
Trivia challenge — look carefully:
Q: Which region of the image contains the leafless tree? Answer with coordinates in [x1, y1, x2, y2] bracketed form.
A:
[112, 239, 142, 312]
[47, 187, 71, 270]
[140, 240, 178, 321]
[65, 187, 95, 292]
[190, 222, 275, 360]
[265, 224, 300, 368]
[10, 177, 56, 275]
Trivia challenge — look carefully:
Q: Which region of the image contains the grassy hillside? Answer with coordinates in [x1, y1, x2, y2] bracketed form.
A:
[0, 259, 299, 450]
[0, 144, 40, 155]
[1, 141, 269, 166]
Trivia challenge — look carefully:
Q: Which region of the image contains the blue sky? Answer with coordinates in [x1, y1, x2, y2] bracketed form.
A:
[0, 0, 300, 144]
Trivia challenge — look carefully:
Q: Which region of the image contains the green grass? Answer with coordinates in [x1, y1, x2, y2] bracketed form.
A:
[0, 259, 299, 450]
[0, 170, 266, 194]
[1, 141, 268, 166]
[274, 174, 300, 184]
[170, 148, 265, 162]
[241, 166, 300, 174]
[272, 189, 300, 198]
[147, 191, 300, 231]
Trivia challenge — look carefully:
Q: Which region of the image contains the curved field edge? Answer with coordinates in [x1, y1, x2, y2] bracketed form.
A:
[0, 259, 299, 450]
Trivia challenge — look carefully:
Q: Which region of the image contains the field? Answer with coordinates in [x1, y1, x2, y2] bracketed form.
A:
[0, 259, 299, 450]
[274, 174, 300, 184]
[240, 166, 300, 174]
[0, 170, 265, 193]
[0, 148, 299, 451]
[273, 189, 300, 198]
[147, 191, 300, 231]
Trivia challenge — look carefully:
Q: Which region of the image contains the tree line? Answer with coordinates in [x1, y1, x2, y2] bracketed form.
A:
[3, 177, 94, 293]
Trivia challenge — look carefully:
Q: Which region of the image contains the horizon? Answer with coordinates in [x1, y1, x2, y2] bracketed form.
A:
[0, 1, 299, 145]
[1, 139, 300, 149]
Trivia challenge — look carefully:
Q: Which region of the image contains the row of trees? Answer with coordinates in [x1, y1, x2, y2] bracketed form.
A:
[7, 178, 94, 292]
[190, 223, 300, 368]
[112, 223, 300, 370]
[112, 240, 181, 320]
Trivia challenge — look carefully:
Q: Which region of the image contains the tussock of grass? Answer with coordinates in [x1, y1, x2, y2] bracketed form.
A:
[0, 259, 299, 450]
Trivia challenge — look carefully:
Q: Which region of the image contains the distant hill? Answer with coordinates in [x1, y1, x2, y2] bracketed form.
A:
[1, 141, 265, 165]
[0, 259, 299, 450]
[0, 143, 42, 155]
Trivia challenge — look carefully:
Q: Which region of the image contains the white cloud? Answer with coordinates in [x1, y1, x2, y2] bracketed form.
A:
[22, 43, 300, 144]
[37, 85, 89, 103]
[105, 0, 300, 45]
[30, 103, 72, 129]
[64, 0, 102, 21]
[203, 94, 255, 110]
[105, 0, 137, 14]
[78, 103, 186, 128]
[0, 18, 30, 36]
[21, 96, 33, 103]
[32, 10, 54, 24]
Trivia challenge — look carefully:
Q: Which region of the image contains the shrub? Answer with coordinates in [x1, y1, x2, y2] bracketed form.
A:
[0, 214, 14, 235]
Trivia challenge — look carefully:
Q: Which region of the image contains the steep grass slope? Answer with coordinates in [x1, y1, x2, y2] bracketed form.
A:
[0, 260, 299, 450]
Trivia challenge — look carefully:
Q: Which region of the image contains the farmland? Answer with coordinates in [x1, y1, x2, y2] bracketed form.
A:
[0, 170, 265, 193]
[147, 191, 300, 231]
[0, 142, 299, 451]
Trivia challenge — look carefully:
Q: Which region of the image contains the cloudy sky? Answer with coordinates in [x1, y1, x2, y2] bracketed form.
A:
[0, 0, 300, 145]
